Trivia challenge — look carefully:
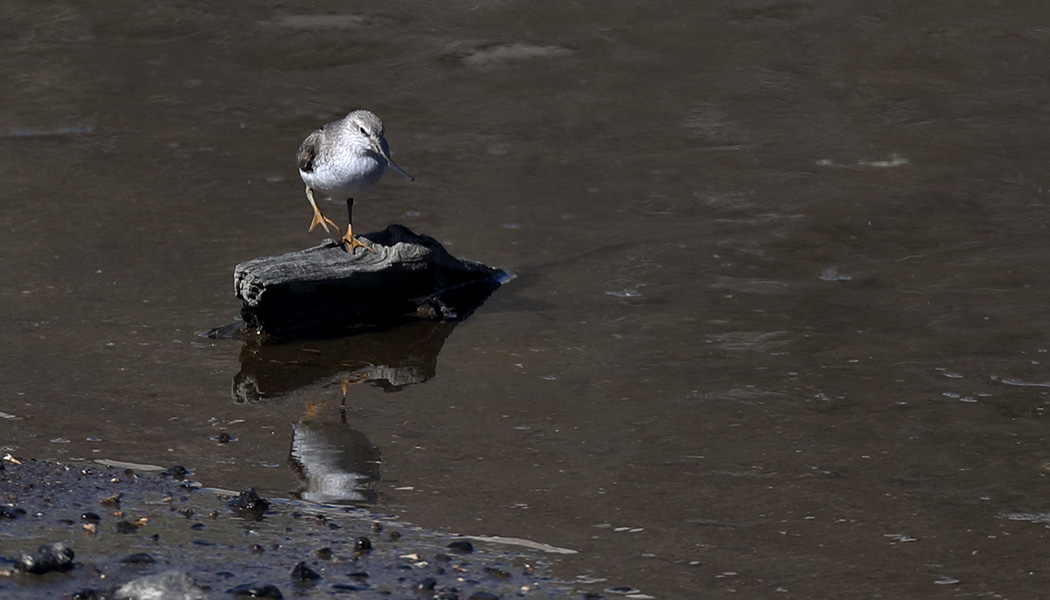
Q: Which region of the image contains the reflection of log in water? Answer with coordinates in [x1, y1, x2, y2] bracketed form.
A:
[231, 320, 456, 402]
[289, 419, 381, 505]
[234, 224, 510, 340]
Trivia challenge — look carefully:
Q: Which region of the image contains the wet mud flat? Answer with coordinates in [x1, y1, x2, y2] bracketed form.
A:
[0, 457, 592, 599]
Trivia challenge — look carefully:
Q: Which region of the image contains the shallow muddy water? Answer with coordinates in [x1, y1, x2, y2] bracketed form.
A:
[4, 2, 1050, 597]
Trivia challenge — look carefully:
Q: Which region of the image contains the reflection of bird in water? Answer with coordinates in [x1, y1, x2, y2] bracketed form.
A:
[296, 110, 414, 253]
[290, 376, 380, 505]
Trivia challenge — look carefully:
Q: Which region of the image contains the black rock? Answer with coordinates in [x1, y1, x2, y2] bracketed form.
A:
[121, 552, 156, 564]
[415, 577, 437, 590]
[484, 566, 511, 579]
[446, 539, 475, 554]
[353, 536, 373, 554]
[228, 488, 270, 519]
[290, 561, 321, 582]
[15, 542, 75, 574]
[81, 511, 101, 524]
[71, 588, 112, 600]
[115, 520, 138, 534]
[226, 582, 284, 598]
[0, 505, 25, 519]
[164, 465, 189, 479]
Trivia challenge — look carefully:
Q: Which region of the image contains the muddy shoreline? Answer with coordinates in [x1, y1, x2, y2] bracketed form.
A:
[0, 457, 598, 599]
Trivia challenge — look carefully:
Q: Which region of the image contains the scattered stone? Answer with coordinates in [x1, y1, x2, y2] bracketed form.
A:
[290, 561, 321, 582]
[0, 505, 25, 518]
[484, 566, 511, 579]
[14, 542, 75, 574]
[416, 577, 438, 590]
[228, 488, 270, 519]
[165, 465, 189, 479]
[226, 582, 284, 598]
[117, 571, 209, 600]
[353, 536, 373, 554]
[447, 539, 475, 554]
[115, 519, 139, 534]
[0, 458, 590, 598]
[71, 588, 110, 600]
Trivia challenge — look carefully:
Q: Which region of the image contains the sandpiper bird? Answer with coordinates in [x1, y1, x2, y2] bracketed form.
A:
[296, 110, 414, 253]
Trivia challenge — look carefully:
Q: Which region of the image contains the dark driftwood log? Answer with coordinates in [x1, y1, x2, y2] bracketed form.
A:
[234, 224, 509, 339]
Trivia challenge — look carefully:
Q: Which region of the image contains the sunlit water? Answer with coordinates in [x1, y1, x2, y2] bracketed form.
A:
[4, 2, 1050, 597]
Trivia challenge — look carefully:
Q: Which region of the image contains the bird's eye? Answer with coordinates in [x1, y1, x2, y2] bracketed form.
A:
[359, 127, 368, 135]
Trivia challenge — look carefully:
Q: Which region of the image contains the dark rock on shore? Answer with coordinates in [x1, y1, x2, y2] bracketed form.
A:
[14, 542, 75, 574]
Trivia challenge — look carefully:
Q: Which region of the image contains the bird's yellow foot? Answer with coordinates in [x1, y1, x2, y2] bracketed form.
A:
[309, 210, 338, 234]
[340, 226, 375, 254]
[305, 187, 338, 233]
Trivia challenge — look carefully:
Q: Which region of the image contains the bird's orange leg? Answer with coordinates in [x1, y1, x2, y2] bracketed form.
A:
[341, 223, 375, 254]
[305, 187, 338, 233]
[340, 198, 375, 254]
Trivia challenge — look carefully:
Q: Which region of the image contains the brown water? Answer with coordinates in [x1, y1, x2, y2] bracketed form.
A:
[4, 2, 1050, 597]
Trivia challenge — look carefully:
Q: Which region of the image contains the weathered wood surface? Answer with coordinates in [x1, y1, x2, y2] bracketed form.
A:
[234, 224, 509, 339]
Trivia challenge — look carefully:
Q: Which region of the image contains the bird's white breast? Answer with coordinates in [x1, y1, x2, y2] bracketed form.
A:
[300, 151, 388, 201]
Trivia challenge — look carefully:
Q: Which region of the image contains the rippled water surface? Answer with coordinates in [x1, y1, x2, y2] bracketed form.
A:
[4, 2, 1050, 597]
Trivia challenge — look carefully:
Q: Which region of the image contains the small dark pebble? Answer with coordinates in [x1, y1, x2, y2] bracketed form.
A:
[0, 505, 26, 519]
[353, 536, 373, 554]
[315, 547, 333, 560]
[190, 522, 206, 530]
[415, 577, 437, 591]
[81, 511, 101, 524]
[581, 594, 606, 600]
[467, 593, 499, 600]
[100, 492, 122, 507]
[58, 518, 75, 526]
[348, 571, 369, 579]
[191, 539, 215, 546]
[251, 544, 265, 554]
[121, 552, 155, 564]
[164, 465, 189, 479]
[226, 582, 284, 598]
[484, 566, 511, 579]
[15, 542, 75, 574]
[332, 584, 363, 592]
[228, 488, 269, 519]
[72, 588, 109, 600]
[447, 539, 475, 554]
[388, 530, 402, 541]
[115, 520, 138, 534]
[435, 591, 461, 600]
[371, 521, 383, 531]
[290, 561, 321, 582]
